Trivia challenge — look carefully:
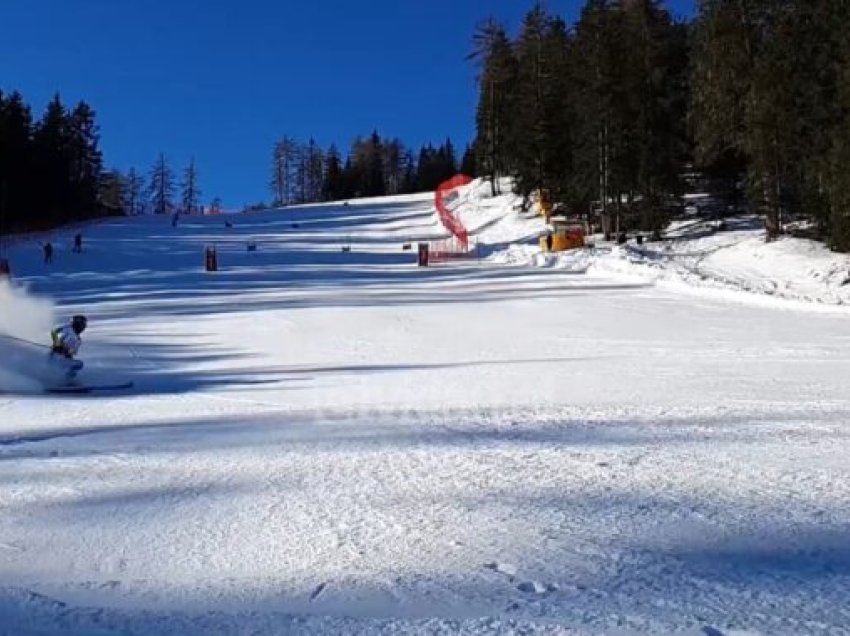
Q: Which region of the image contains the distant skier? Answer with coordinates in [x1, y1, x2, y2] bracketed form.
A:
[73, 233, 82, 253]
[43, 242, 54, 264]
[50, 315, 87, 380]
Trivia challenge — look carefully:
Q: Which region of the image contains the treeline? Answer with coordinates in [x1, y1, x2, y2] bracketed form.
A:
[132, 154, 217, 216]
[0, 91, 104, 233]
[0, 90, 218, 233]
[270, 132, 473, 206]
[88, 154, 212, 217]
[471, 1, 850, 251]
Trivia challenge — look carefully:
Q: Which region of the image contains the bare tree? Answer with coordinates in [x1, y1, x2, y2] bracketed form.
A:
[271, 136, 298, 205]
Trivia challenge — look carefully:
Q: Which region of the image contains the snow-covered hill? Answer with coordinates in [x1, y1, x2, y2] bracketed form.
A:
[1, 191, 849, 635]
[472, 190, 850, 308]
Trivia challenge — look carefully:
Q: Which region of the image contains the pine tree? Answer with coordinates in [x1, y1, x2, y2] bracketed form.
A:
[67, 101, 103, 218]
[571, 1, 629, 229]
[402, 151, 418, 193]
[346, 133, 385, 197]
[0, 91, 34, 232]
[789, 0, 846, 240]
[98, 170, 125, 215]
[148, 153, 174, 214]
[33, 94, 72, 224]
[1, 91, 112, 231]
[181, 158, 201, 214]
[826, 1, 850, 251]
[123, 168, 145, 215]
[460, 143, 477, 177]
[512, 4, 553, 199]
[539, 15, 575, 205]
[342, 156, 359, 198]
[619, 0, 689, 231]
[469, 18, 519, 195]
[367, 131, 385, 196]
[416, 144, 437, 191]
[692, 0, 794, 239]
[509, 6, 578, 205]
[323, 144, 345, 201]
[441, 138, 458, 182]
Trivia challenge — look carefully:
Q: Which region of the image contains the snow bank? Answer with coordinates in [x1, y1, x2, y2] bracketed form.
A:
[477, 205, 850, 308]
[591, 222, 850, 306]
[489, 243, 590, 272]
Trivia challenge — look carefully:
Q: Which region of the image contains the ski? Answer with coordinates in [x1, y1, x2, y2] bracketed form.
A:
[46, 381, 134, 395]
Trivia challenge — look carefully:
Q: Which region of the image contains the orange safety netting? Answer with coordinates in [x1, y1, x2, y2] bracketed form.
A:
[434, 174, 473, 250]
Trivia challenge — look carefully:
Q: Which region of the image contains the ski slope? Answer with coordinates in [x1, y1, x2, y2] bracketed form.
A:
[1, 191, 850, 635]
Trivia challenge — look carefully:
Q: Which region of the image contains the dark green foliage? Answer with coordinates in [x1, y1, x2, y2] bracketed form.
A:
[0, 91, 34, 232]
[0, 90, 111, 234]
[691, 0, 850, 248]
[826, 1, 850, 251]
[322, 144, 345, 201]
[460, 144, 478, 177]
[511, 6, 574, 202]
[99, 170, 126, 215]
[569, 0, 629, 220]
[470, 2, 690, 230]
[365, 131, 385, 197]
[67, 102, 103, 219]
[468, 0, 850, 250]
[469, 19, 519, 196]
[416, 140, 458, 191]
[269, 133, 461, 204]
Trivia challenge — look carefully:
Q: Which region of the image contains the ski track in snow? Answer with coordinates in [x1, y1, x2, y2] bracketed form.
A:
[1, 190, 850, 634]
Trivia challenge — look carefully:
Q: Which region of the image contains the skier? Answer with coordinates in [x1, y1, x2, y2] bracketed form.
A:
[73, 233, 82, 253]
[43, 242, 54, 264]
[50, 315, 87, 380]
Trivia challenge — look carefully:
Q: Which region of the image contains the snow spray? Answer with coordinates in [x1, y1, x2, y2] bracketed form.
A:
[0, 280, 56, 392]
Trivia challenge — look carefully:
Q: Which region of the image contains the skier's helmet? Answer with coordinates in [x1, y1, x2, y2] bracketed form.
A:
[72, 315, 87, 334]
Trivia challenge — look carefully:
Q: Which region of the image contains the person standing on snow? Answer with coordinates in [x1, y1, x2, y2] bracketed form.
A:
[50, 315, 87, 378]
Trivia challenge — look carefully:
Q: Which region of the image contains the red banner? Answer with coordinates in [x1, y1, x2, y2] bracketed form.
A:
[435, 174, 473, 250]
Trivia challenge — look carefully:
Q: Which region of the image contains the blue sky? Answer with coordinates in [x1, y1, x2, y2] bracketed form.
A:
[1, 1, 695, 208]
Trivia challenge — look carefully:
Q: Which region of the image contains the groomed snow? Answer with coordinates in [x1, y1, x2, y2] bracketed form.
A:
[1, 189, 850, 635]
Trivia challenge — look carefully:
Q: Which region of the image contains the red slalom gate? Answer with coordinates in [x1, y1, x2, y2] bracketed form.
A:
[434, 174, 473, 252]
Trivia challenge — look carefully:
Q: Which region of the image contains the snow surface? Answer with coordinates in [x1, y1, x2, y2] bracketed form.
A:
[1, 188, 850, 634]
[492, 213, 850, 309]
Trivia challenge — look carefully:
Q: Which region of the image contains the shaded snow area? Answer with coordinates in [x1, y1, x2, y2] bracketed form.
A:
[590, 217, 850, 308]
[479, 200, 850, 309]
[1, 191, 850, 635]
